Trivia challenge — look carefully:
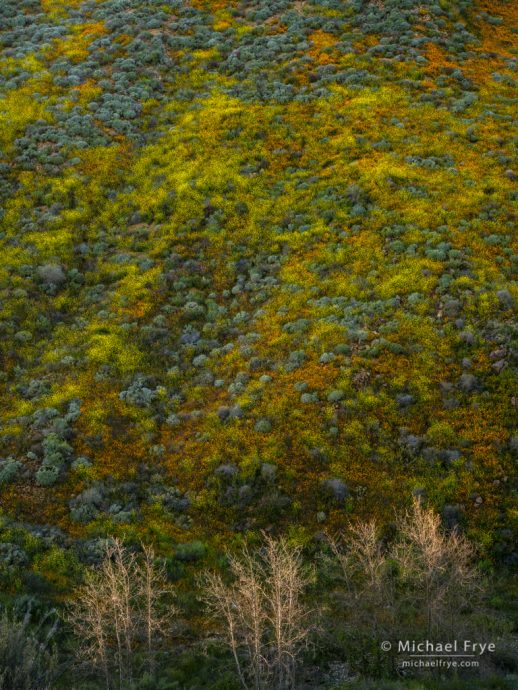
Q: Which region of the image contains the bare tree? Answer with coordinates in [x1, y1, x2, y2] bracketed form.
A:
[201, 534, 313, 690]
[137, 543, 175, 676]
[394, 496, 480, 638]
[266, 536, 313, 690]
[327, 496, 483, 673]
[66, 559, 110, 689]
[103, 540, 136, 688]
[329, 519, 396, 641]
[66, 538, 173, 690]
[204, 545, 269, 689]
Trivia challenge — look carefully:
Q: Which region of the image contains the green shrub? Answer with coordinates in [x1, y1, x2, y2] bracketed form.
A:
[0, 458, 22, 485]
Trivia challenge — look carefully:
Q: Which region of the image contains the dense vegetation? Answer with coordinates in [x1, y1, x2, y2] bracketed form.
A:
[0, 0, 516, 687]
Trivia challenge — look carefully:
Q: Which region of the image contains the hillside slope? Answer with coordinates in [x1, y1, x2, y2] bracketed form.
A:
[0, 0, 517, 586]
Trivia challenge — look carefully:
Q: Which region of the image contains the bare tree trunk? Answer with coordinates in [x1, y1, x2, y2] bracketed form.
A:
[137, 543, 173, 677]
[230, 548, 268, 690]
[102, 543, 132, 689]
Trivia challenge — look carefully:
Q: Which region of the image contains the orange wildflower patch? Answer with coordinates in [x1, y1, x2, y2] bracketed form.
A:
[425, 42, 457, 74]
[473, 0, 518, 58]
[43, 22, 105, 63]
[78, 22, 107, 38]
[460, 0, 518, 83]
[309, 30, 338, 65]
[72, 79, 102, 107]
[353, 34, 379, 53]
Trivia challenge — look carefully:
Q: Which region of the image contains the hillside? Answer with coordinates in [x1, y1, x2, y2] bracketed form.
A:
[0, 0, 517, 687]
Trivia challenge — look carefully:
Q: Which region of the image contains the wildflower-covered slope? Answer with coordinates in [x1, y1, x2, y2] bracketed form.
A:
[0, 0, 516, 583]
